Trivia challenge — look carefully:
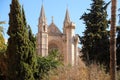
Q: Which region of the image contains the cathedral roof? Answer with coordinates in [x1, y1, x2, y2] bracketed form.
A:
[48, 22, 62, 36]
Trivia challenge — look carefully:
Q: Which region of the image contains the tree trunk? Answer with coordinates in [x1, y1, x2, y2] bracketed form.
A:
[110, 0, 117, 80]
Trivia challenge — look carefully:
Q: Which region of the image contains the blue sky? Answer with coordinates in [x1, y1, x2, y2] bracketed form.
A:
[0, 0, 119, 40]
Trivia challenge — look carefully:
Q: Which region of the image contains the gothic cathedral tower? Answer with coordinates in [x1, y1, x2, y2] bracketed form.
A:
[37, 5, 48, 56]
[63, 8, 76, 65]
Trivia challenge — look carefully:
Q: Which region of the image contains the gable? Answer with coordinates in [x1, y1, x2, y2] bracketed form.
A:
[48, 23, 62, 36]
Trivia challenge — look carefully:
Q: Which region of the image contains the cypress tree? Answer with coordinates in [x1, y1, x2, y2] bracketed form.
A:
[28, 25, 36, 48]
[22, 6, 27, 28]
[80, 0, 110, 67]
[7, 0, 37, 80]
[22, 7, 37, 80]
[27, 25, 37, 75]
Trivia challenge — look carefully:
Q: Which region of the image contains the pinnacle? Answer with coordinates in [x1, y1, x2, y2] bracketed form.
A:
[64, 8, 70, 23]
[39, 4, 46, 23]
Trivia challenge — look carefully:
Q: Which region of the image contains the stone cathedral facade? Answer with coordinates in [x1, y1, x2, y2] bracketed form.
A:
[37, 5, 79, 66]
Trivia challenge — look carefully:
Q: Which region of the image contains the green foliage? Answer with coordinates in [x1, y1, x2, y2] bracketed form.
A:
[6, 0, 37, 80]
[27, 25, 38, 77]
[22, 6, 27, 27]
[80, 0, 110, 68]
[35, 49, 61, 80]
[28, 25, 36, 48]
[48, 49, 63, 61]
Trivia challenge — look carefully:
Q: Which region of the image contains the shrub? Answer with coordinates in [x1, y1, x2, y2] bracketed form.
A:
[48, 61, 110, 80]
[35, 49, 61, 80]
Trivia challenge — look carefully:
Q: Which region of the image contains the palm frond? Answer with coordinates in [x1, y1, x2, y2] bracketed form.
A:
[0, 21, 5, 34]
[0, 21, 5, 24]
[0, 26, 4, 34]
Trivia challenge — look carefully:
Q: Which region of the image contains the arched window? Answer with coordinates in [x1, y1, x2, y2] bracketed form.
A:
[48, 43, 59, 52]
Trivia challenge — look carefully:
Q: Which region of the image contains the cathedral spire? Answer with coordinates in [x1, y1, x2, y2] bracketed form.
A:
[39, 4, 46, 23]
[37, 4, 48, 56]
[64, 8, 70, 24]
[51, 16, 54, 23]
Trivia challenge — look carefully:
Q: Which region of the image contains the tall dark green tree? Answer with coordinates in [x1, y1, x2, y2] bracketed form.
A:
[116, 8, 120, 70]
[22, 7, 37, 79]
[6, 0, 37, 80]
[80, 0, 110, 67]
[27, 25, 37, 76]
[22, 6, 27, 28]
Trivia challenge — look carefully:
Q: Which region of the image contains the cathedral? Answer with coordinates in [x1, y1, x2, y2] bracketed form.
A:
[37, 5, 79, 66]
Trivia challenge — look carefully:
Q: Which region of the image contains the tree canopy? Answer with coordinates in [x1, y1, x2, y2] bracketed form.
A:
[80, 0, 110, 67]
[6, 0, 37, 79]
